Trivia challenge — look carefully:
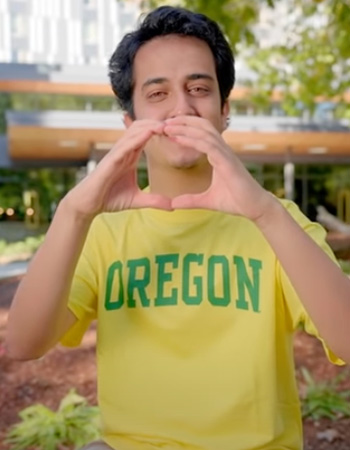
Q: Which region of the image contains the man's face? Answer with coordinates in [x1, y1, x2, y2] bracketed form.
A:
[126, 34, 229, 169]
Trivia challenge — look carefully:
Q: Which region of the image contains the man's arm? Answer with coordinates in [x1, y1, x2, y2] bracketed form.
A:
[6, 120, 170, 361]
[164, 115, 350, 363]
[6, 201, 92, 360]
[255, 200, 350, 362]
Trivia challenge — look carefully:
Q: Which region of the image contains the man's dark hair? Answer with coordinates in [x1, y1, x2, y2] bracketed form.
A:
[108, 6, 235, 117]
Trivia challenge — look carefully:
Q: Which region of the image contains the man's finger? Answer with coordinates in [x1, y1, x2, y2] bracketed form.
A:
[108, 128, 157, 160]
[166, 134, 219, 162]
[171, 192, 209, 210]
[164, 123, 217, 141]
[165, 115, 216, 133]
[132, 192, 173, 210]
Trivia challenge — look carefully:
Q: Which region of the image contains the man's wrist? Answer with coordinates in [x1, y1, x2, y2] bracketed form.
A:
[253, 196, 285, 233]
[57, 196, 97, 225]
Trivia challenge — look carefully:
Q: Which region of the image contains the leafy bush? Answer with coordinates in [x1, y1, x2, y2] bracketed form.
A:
[0, 239, 6, 254]
[0, 235, 45, 257]
[301, 367, 350, 420]
[5, 389, 100, 450]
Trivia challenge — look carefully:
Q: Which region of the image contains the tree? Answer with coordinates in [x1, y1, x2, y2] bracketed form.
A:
[0, 168, 76, 222]
[141, 0, 276, 51]
[0, 93, 12, 133]
[140, 0, 350, 116]
[238, 0, 350, 116]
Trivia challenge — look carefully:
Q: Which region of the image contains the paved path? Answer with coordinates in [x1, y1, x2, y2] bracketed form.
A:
[0, 261, 28, 281]
[0, 221, 42, 282]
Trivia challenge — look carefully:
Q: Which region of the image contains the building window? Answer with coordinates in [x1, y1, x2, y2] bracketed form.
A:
[84, 55, 99, 65]
[11, 49, 27, 62]
[11, 14, 27, 38]
[11, 50, 19, 62]
[84, 0, 96, 8]
[83, 21, 97, 45]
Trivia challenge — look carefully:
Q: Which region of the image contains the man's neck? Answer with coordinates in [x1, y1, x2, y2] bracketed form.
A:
[147, 164, 213, 198]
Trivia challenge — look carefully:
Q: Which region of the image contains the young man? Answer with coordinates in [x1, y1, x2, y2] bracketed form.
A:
[6, 6, 350, 450]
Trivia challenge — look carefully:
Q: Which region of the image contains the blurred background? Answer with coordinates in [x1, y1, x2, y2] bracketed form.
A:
[0, 0, 349, 254]
[1, 3, 350, 449]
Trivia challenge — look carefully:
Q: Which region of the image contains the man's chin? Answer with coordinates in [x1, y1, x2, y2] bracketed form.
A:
[147, 137, 207, 169]
[171, 159, 201, 169]
[167, 151, 205, 169]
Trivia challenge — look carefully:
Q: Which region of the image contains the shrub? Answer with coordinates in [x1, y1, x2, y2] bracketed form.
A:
[5, 389, 100, 450]
[0, 235, 45, 258]
[301, 367, 350, 421]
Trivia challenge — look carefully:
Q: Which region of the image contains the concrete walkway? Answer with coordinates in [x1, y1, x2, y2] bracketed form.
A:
[0, 221, 46, 281]
[0, 260, 28, 280]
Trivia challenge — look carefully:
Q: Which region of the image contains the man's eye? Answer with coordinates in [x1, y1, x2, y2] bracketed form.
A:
[148, 91, 167, 100]
[189, 86, 209, 95]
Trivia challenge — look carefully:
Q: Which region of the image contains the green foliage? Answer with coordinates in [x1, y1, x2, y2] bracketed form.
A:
[0, 235, 45, 257]
[140, 0, 350, 114]
[0, 93, 12, 133]
[300, 367, 350, 421]
[324, 167, 350, 205]
[0, 173, 23, 213]
[141, 0, 275, 50]
[245, 0, 350, 114]
[5, 389, 100, 450]
[8, 93, 117, 112]
[0, 168, 76, 221]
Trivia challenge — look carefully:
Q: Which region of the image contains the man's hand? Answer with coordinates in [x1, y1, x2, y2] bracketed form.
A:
[6, 120, 173, 359]
[64, 120, 172, 219]
[164, 116, 277, 223]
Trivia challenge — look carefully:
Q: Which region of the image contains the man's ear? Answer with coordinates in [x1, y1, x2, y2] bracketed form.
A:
[221, 101, 230, 131]
[123, 113, 134, 128]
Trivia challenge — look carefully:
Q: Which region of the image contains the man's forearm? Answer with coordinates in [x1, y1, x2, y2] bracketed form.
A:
[6, 199, 94, 360]
[256, 201, 350, 362]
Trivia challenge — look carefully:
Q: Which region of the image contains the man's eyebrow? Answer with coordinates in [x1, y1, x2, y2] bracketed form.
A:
[186, 73, 214, 82]
[142, 77, 168, 89]
[141, 73, 214, 89]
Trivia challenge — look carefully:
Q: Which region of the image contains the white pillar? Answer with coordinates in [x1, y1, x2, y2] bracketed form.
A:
[301, 165, 308, 214]
[87, 159, 97, 174]
[284, 161, 295, 201]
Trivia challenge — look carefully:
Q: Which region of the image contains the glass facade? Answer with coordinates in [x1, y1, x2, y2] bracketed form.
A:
[0, 0, 140, 65]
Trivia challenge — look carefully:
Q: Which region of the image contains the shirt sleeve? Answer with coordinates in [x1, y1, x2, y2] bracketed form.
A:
[60, 219, 99, 347]
[277, 200, 345, 366]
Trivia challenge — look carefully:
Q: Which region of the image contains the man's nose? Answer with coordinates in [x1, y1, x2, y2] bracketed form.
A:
[170, 92, 196, 117]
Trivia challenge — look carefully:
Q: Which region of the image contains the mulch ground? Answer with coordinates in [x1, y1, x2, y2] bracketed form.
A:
[0, 276, 349, 450]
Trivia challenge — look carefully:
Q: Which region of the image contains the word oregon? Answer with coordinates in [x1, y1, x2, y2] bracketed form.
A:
[105, 253, 263, 312]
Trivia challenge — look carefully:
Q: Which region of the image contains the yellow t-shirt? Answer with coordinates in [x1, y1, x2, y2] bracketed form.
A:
[61, 200, 344, 450]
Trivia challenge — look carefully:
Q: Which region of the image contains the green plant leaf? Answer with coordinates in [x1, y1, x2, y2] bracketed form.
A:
[5, 389, 101, 450]
[301, 367, 350, 421]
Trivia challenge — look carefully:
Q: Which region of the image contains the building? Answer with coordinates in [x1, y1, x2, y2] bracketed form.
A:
[0, 0, 140, 65]
[0, 0, 350, 220]
[1, 61, 350, 211]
